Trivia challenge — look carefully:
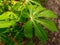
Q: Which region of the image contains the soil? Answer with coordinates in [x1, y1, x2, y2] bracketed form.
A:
[44, 0, 60, 45]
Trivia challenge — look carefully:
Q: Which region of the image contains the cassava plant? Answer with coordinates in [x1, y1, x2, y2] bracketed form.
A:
[0, 0, 57, 45]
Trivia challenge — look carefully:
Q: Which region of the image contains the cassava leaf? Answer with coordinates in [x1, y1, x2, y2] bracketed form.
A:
[33, 22, 48, 42]
[12, 2, 20, 11]
[27, 4, 45, 16]
[35, 10, 57, 18]
[27, 4, 36, 15]
[0, 0, 57, 45]
[0, 20, 16, 28]
[34, 19, 57, 32]
[24, 21, 33, 38]
[0, 11, 11, 20]
[33, 6, 45, 15]
[0, 11, 18, 20]
[21, 9, 30, 18]
[0, 11, 18, 28]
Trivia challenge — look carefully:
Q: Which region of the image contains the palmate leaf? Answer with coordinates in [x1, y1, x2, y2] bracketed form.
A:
[25, 1, 57, 42]
[33, 22, 48, 42]
[27, 2, 57, 32]
[34, 19, 57, 32]
[0, 0, 57, 45]
[27, 2, 57, 18]
[24, 21, 33, 38]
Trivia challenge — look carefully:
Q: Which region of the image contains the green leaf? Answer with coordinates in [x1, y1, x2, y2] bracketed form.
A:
[35, 19, 57, 32]
[24, 21, 33, 38]
[0, 11, 11, 20]
[12, 2, 21, 11]
[27, 4, 36, 15]
[0, 11, 18, 20]
[22, 9, 30, 18]
[0, 11, 18, 28]
[0, 28, 7, 33]
[33, 6, 45, 15]
[28, 40, 34, 45]
[36, 10, 57, 18]
[29, 0, 41, 5]
[8, 38, 15, 45]
[9, 12, 18, 20]
[12, 2, 25, 11]
[33, 0, 40, 3]
[27, 4, 45, 16]
[33, 22, 48, 42]
[0, 20, 16, 28]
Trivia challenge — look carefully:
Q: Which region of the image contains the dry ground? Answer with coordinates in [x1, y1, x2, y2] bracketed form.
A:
[44, 0, 60, 45]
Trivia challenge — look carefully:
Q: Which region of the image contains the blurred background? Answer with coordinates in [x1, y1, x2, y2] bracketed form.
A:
[40, 0, 60, 45]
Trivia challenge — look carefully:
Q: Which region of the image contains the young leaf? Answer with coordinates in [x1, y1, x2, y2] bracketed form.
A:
[35, 19, 57, 32]
[24, 21, 33, 38]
